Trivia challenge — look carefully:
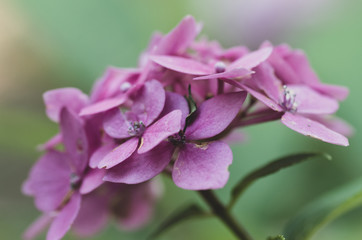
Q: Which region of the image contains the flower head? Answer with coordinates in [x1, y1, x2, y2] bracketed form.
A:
[23, 15, 351, 239]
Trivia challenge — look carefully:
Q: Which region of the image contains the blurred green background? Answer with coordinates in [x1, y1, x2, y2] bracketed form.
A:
[0, 0, 361, 239]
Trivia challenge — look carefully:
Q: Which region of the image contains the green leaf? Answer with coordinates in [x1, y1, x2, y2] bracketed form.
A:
[228, 152, 331, 209]
[284, 178, 362, 240]
[147, 203, 209, 239]
[187, 85, 197, 114]
[184, 85, 197, 131]
[267, 235, 286, 240]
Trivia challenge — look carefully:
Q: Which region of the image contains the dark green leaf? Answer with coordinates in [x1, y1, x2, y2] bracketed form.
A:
[284, 178, 362, 240]
[147, 203, 209, 239]
[186, 85, 197, 114]
[184, 85, 198, 131]
[267, 235, 286, 240]
[228, 152, 331, 209]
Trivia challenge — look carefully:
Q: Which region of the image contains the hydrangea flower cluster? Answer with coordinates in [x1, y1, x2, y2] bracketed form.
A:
[23, 15, 350, 240]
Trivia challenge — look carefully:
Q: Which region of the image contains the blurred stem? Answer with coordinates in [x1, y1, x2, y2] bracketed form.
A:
[217, 79, 224, 95]
[240, 97, 257, 119]
[236, 111, 283, 128]
[198, 190, 253, 240]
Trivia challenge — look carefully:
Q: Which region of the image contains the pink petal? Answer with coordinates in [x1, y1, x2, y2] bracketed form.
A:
[37, 133, 62, 151]
[132, 80, 166, 126]
[79, 168, 106, 194]
[22, 179, 33, 196]
[272, 43, 292, 57]
[237, 110, 283, 127]
[284, 49, 319, 85]
[90, 67, 139, 102]
[227, 47, 273, 70]
[223, 130, 247, 145]
[72, 194, 108, 237]
[155, 15, 199, 55]
[89, 143, 116, 168]
[193, 68, 253, 80]
[118, 184, 154, 230]
[103, 142, 173, 184]
[103, 108, 130, 139]
[46, 193, 81, 240]
[79, 96, 126, 116]
[23, 150, 71, 212]
[253, 62, 283, 103]
[43, 88, 88, 122]
[186, 92, 247, 140]
[173, 141, 232, 190]
[83, 115, 103, 158]
[160, 92, 189, 129]
[221, 78, 247, 89]
[148, 177, 164, 199]
[312, 83, 349, 101]
[150, 55, 213, 75]
[98, 137, 139, 169]
[139, 110, 182, 154]
[288, 85, 339, 114]
[281, 112, 349, 146]
[60, 108, 88, 174]
[23, 214, 52, 240]
[268, 48, 301, 84]
[140, 32, 162, 67]
[305, 114, 354, 137]
[321, 116, 354, 137]
[218, 46, 249, 60]
[130, 63, 152, 94]
[241, 84, 283, 112]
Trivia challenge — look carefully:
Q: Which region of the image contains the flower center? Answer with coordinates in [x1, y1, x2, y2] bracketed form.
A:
[70, 173, 81, 190]
[281, 85, 297, 113]
[214, 61, 226, 73]
[128, 121, 146, 137]
[168, 131, 186, 146]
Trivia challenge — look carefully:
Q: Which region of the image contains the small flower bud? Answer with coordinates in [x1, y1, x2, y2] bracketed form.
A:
[214, 61, 226, 73]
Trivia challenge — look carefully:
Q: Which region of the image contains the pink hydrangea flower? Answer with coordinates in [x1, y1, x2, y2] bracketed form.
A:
[238, 49, 349, 146]
[261, 41, 349, 100]
[24, 181, 160, 240]
[23, 108, 105, 240]
[23, 15, 351, 240]
[103, 91, 247, 190]
[98, 80, 182, 169]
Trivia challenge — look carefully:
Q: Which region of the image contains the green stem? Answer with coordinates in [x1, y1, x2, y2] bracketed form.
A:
[198, 190, 253, 240]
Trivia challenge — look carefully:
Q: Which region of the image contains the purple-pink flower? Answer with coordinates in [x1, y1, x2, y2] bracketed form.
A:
[23, 15, 351, 240]
[237, 46, 349, 146]
[23, 107, 104, 240]
[103, 91, 246, 190]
